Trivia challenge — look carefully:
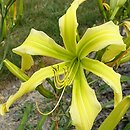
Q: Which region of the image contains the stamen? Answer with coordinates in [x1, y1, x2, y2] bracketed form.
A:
[52, 65, 70, 89]
[52, 58, 78, 89]
[36, 87, 66, 116]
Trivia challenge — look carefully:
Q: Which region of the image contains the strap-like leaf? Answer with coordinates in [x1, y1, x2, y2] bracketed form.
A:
[99, 96, 130, 130]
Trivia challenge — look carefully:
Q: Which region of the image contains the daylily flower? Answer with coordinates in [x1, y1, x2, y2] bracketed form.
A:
[0, 0, 126, 129]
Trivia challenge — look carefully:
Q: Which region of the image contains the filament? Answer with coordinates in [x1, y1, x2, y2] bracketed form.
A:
[36, 87, 66, 116]
[52, 65, 70, 89]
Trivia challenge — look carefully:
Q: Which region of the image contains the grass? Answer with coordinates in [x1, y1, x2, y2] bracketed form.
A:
[6, 0, 102, 46]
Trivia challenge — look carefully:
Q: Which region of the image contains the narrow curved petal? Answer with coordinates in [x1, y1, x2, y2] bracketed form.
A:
[21, 54, 34, 71]
[81, 57, 122, 106]
[13, 29, 73, 62]
[101, 44, 125, 63]
[77, 21, 126, 60]
[0, 62, 67, 115]
[59, 0, 85, 53]
[12, 51, 34, 71]
[70, 66, 101, 130]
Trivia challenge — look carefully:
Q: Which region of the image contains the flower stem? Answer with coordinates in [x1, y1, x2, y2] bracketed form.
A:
[97, 0, 108, 21]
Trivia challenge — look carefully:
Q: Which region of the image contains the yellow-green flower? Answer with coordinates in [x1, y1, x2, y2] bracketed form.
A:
[0, 0, 126, 129]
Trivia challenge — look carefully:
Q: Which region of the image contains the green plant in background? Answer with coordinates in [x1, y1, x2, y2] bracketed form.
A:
[0, 0, 23, 70]
[96, 0, 130, 68]
[18, 103, 33, 130]
[17, 0, 23, 22]
[1, 0, 23, 39]
[97, 0, 128, 21]
[9, 0, 23, 25]
[0, 0, 128, 129]
[109, 0, 127, 20]
[0, 0, 16, 72]
[0, 0, 16, 41]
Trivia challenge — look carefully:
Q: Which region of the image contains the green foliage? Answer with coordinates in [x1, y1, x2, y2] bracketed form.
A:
[36, 115, 47, 130]
[124, 122, 130, 130]
[18, 103, 33, 130]
[0, 0, 24, 73]
[99, 96, 130, 130]
[0, 0, 17, 41]
[97, 0, 128, 22]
